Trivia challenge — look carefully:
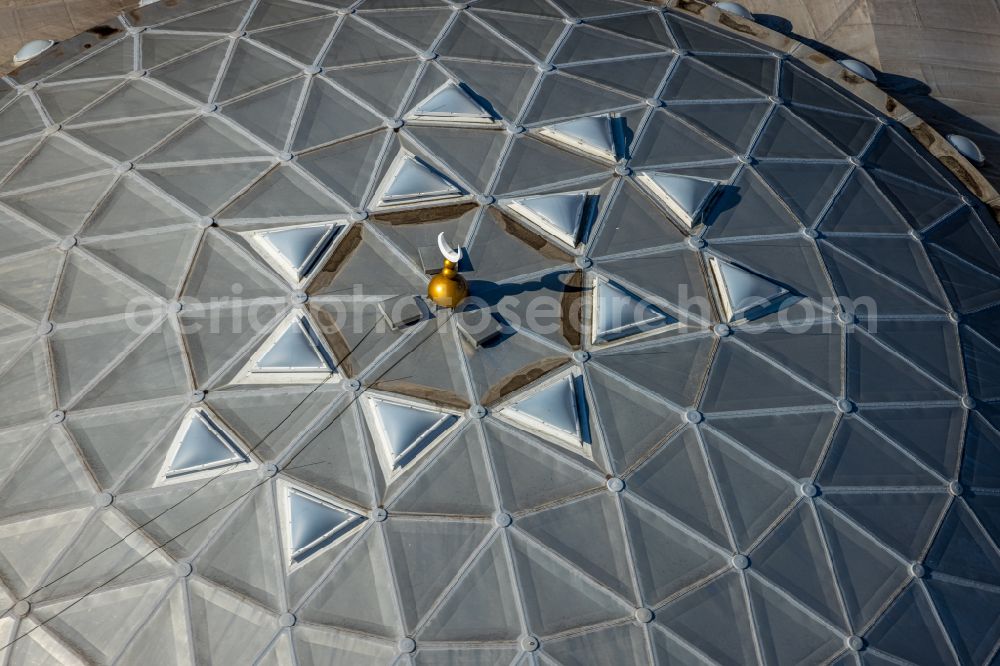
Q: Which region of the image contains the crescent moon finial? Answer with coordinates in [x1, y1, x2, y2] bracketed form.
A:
[437, 232, 462, 264]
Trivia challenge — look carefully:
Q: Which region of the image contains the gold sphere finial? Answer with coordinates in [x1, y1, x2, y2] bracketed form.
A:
[428, 233, 469, 308]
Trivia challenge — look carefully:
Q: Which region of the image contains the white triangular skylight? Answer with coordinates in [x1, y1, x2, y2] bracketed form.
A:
[502, 190, 591, 248]
[363, 393, 460, 478]
[636, 171, 720, 228]
[537, 115, 617, 162]
[244, 221, 344, 286]
[404, 81, 497, 126]
[279, 481, 364, 567]
[496, 370, 590, 455]
[371, 150, 464, 209]
[234, 311, 337, 385]
[592, 277, 676, 344]
[708, 256, 791, 322]
[159, 408, 253, 482]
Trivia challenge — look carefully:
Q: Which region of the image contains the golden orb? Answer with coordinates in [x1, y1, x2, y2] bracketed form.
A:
[428, 259, 469, 308]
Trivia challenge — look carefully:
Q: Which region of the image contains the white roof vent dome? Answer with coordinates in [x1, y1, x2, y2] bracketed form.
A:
[13, 39, 55, 65]
[947, 134, 986, 165]
[715, 2, 754, 19]
[839, 59, 878, 82]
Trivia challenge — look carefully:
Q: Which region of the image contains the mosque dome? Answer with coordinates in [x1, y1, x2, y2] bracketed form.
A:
[0, 0, 999, 663]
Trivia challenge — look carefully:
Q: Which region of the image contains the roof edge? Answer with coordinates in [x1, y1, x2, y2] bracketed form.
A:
[649, 0, 1000, 223]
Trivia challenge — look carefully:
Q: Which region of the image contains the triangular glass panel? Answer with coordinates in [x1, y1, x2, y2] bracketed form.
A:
[865, 583, 958, 665]
[697, 54, 776, 94]
[475, 9, 564, 61]
[518, 492, 635, 598]
[793, 103, 877, 157]
[193, 486, 283, 607]
[780, 63, 866, 116]
[405, 125, 508, 193]
[631, 109, 732, 168]
[703, 169, 802, 239]
[753, 105, 844, 160]
[160, 408, 251, 480]
[388, 428, 493, 516]
[437, 12, 531, 64]
[370, 150, 463, 209]
[656, 572, 760, 665]
[663, 57, 762, 102]
[483, 421, 601, 514]
[84, 176, 193, 235]
[702, 429, 796, 550]
[245, 0, 330, 31]
[846, 329, 952, 403]
[292, 77, 381, 151]
[244, 220, 344, 285]
[49, 38, 134, 82]
[926, 501, 1000, 587]
[297, 130, 388, 207]
[591, 277, 674, 344]
[2, 135, 104, 192]
[501, 190, 591, 248]
[384, 519, 491, 632]
[563, 54, 674, 99]
[635, 170, 720, 228]
[296, 529, 399, 636]
[818, 169, 910, 233]
[215, 41, 300, 102]
[252, 16, 337, 65]
[73, 80, 192, 124]
[752, 503, 848, 626]
[140, 32, 222, 69]
[509, 533, 630, 636]
[927, 578, 1000, 665]
[160, 0, 252, 32]
[141, 161, 269, 215]
[3, 175, 114, 236]
[590, 179, 687, 256]
[556, 23, 667, 64]
[701, 338, 828, 412]
[816, 502, 909, 629]
[756, 162, 850, 225]
[621, 496, 726, 604]
[708, 411, 835, 479]
[536, 115, 618, 163]
[866, 128, 954, 192]
[142, 116, 267, 163]
[84, 227, 198, 298]
[496, 370, 588, 454]
[492, 134, 608, 195]
[233, 311, 336, 384]
[363, 8, 451, 51]
[670, 101, 770, 154]
[282, 483, 364, 566]
[824, 491, 949, 560]
[0, 96, 46, 143]
[34, 80, 119, 124]
[439, 60, 538, 122]
[325, 59, 421, 117]
[417, 536, 522, 641]
[403, 81, 497, 127]
[150, 42, 230, 103]
[522, 74, 636, 125]
[746, 576, 843, 665]
[708, 256, 791, 322]
[222, 77, 306, 149]
[68, 115, 191, 162]
[363, 393, 459, 477]
[324, 17, 415, 67]
[218, 165, 348, 219]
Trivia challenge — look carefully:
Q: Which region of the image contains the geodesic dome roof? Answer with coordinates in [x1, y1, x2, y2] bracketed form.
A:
[1, 0, 1000, 664]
